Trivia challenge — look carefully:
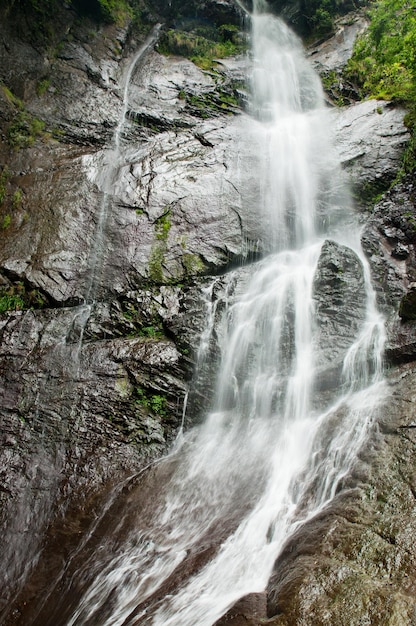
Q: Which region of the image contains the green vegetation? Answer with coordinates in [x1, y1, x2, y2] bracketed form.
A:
[2, 214, 11, 229]
[148, 243, 166, 283]
[7, 112, 46, 149]
[157, 25, 245, 70]
[36, 78, 50, 96]
[2, 85, 48, 149]
[12, 188, 23, 208]
[139, 325, 164, 339]
[0, 292, 25, 313]
[135, 387, 168, 418]
[270, 0, 364, 38]
[347, 0, 416, 101]
[183, 86, 240, 117]
[155, 210, 171, 242]
[0, 167, 10, 207]
[182, 252, 204, 276]
[148, 210, 172, 283]
[94, 0, 132, 24]
[121, 300, 165, 338]
[346, 0, 416, 172]
[0, 283, 46, 313]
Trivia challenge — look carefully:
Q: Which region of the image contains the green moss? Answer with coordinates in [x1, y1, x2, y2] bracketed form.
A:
[183, 87, 240, 117]
[148, 210, 173, 282]
[36, 78, 50, 96]
[157, 26, 245, 70]
[182, 252, 204, 276]
[1, 85, 23, 109]
[1, 214, 11, 229]
[148, 243, 165, 283]
[7, 110, 46, 149]
[155, 210, 171, 241]
[97, 0, 132, 24]
[0, 167, 10, 207]
[12, 188, 23, 208]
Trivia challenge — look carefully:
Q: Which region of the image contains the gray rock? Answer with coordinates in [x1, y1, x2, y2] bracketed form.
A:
[309, 12, 369, 74]
[361, 177, 416, 363]
[312, 239, 367, 391]
[334, 100, 410, 199]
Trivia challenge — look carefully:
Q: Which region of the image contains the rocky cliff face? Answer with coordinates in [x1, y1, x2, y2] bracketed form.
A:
[0, 3, 415, 625]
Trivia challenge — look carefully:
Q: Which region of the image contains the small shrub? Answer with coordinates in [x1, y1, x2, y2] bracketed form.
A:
[1, 214, 11, 229]
[36, 78, 50, 96]
[0, 167, 9, 206]
[12, 188, 23, 208]
[0, 292, 24, 313]
[7, 111, 46, 149]
[97, 0, 131, 24]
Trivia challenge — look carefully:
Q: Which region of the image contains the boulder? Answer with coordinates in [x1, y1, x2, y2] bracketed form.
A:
[312, 239, 367, 392]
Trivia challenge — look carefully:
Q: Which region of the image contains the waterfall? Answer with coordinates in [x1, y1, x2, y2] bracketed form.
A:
[62, 3, 386, 625]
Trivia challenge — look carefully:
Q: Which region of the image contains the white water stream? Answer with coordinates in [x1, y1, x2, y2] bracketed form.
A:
[66, 3, 386, 625]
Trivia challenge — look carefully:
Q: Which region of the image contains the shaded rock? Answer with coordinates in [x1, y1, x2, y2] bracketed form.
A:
[0, 294, 193, 609]
[312, 239, 367, 391]
[150, 0, 243, 26]
[399, 283, 416, 321]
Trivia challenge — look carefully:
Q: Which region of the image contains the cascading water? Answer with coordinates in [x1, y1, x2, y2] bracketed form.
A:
[37, 3, 386, 625]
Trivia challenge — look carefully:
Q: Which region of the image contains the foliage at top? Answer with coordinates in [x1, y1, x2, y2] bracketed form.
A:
[346, 0, 416, 172]
[347, 0, 416, 102]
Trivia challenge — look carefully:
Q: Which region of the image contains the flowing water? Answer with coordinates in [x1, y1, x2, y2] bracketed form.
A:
[33, 3, 386, 625]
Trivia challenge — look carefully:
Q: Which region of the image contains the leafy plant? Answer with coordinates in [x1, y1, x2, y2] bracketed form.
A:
[135, 387, 168, 417]
[96, 0, 132, 24]
[7, 108, 46, 149]
[347, 0, 416, 102]
[0, 284, 46, 313]
[346, 0, 416, 171]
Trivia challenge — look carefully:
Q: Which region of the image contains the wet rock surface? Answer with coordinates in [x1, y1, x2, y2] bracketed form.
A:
[0, 4, 416, 626]
[266, 365, 416, 626]
[312, 239, 367, 392]
[362, 176, 416, 363]
[334, 100, 409, 199]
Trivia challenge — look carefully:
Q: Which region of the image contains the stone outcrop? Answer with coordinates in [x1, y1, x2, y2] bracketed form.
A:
[312, 239, 367, 392]
[0, 3, 416, 626]
[334, 100, 410, 200]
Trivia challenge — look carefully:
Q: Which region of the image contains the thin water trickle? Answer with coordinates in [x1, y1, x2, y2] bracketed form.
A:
[64, 3, 386, 625]
[84, 25, 161, 304]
